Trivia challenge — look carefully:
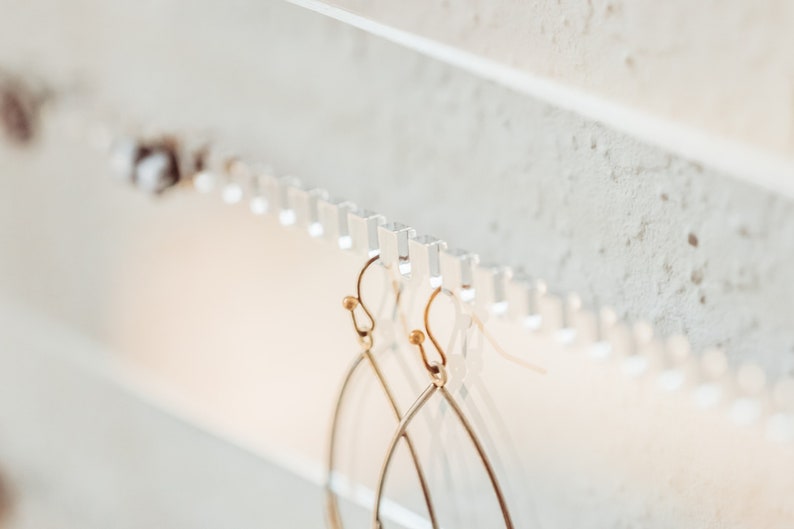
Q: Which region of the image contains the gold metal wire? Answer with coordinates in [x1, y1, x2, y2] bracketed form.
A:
[413, 286, 546, 376]
[407, 286, 449, 375]
[326, 257, 440, 529]
[470, 313, 547, 375]
[372, 288, 517, 529]
[341, 255, 378, 348]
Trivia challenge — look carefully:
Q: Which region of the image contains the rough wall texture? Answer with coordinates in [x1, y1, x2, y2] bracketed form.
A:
[0, 2, 793, 528]
[0, 0, 792, 374]
[328, 0, 794, 157]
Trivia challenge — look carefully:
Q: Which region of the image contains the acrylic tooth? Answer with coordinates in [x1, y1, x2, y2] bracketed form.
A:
[289, 186, 329, 237]
[275, 176, 300, 226]
[318, 198, 357, 249]
[474, 265, 510, 315]
[507, 272, 546, 330]
[408, 235, 447, 287]
[377, 222, 416, 274]
[348, 209, 386, 257]
[440, 248, 478, 300]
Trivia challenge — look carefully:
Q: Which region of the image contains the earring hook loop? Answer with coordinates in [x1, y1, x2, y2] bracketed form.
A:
[342, 255, 379, 348]
[409, 286, 449, 378]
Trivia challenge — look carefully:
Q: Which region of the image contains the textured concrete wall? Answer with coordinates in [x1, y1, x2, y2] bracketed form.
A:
[0, 1, 793, 528]
[325, 0, 794, 158]
[4, 0, 789, 373]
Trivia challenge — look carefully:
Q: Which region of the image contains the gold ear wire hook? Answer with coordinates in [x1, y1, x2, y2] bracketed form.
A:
[375, 285, 517, 529]
[410, 286, 547, 377]
[409, 286, 448, 376]
[331, 256, 442, 529]
[342, 255, 379, 348]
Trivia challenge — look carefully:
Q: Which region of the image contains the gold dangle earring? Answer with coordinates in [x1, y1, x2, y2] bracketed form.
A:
[371, 286, 516, 529]
[326, 256, 440, 529]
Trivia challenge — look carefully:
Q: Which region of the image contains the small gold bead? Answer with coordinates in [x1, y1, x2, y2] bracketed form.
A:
[342, 296, 358, 311]
[408, 330, 425, 345]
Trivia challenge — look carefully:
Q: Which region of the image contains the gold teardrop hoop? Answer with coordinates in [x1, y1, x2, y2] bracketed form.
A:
[326, 257, 440, 529]
[371, 286, 516, 529]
